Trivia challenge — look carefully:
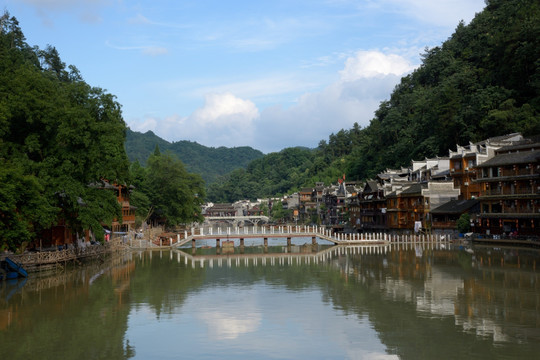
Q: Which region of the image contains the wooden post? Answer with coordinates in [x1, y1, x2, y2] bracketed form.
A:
[312, 236, 316, 245]
[287, 237, 291, 246]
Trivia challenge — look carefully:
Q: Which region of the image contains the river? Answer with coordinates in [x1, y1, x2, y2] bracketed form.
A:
[1, 240, 539, 359]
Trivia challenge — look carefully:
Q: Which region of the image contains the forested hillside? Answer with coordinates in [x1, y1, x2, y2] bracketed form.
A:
[126, 128, 264, 185]
[207, 0, 540, 202]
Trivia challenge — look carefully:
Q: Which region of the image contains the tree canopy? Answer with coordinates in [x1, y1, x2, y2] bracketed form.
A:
[0, 12, 129, 250]
[129, 151, 206, 228]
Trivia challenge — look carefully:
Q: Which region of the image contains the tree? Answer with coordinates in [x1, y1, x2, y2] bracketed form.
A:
[270, 201, 291, 223]
[0, 12, 130, 249]
[143, 152, 206, 227]
[456, 213, 471, 234]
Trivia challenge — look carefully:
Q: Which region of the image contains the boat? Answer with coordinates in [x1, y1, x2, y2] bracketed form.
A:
[4, 257, 28, 278]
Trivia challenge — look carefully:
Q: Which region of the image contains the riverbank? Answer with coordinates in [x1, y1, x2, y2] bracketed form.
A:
[1, 238, 129, 273]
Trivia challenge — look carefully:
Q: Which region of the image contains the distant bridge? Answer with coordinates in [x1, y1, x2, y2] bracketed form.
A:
[203, 215, 269, 227]
[131, 224, 448, 249]
[173, 225, 422, 248]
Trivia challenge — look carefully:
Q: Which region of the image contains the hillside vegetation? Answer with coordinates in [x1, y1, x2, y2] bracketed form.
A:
[0, 12, 130, 249]
[125, 128, 264, 185]
[0, 12, 205, 250]
[207, 0, 540, 202]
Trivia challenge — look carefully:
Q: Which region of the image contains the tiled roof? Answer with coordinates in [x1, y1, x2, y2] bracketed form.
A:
[476, 149, 540, 168]
[430, 199, 479, 214]
[400, 183, 424, 195]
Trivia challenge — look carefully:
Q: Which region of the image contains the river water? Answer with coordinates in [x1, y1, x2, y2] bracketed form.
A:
[1, 239, 539, 360]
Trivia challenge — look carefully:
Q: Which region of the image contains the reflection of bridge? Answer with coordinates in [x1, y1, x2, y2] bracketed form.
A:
[174, 245, 388, 268]
[203, 216, 269, 226]
[168, 241, 450, 269]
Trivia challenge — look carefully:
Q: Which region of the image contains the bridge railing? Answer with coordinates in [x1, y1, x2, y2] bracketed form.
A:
[172, 225, 448, 244]
[128, 224, 450, 248]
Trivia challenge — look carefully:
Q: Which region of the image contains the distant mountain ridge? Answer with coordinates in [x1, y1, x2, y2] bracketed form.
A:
[125, 129, 264, 185]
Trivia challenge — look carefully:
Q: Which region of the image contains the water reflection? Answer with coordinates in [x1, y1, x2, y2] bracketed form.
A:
[1, 243, 539, 359]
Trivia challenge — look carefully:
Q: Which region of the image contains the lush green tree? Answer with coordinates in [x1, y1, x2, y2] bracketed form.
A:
[142, 152, 206, 227]
[456, 213, 471, 234]
[0, 12, 129, 249]
[270, 200, 291, 223]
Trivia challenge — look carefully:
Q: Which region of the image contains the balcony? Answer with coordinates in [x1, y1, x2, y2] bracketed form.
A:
[501, 168, 535, 177]
[431, 221, 456, 229]
[481, 188, 539, 197]
[477, 169, 539, 181]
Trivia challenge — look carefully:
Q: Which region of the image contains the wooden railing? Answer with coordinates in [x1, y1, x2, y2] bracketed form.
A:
[8, 239, 127, 267]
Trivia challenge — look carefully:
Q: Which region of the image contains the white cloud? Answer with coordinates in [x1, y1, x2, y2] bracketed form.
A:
[129, 117, 158, 134]
[183, 75, 321, 106]
[251, 50, 418, 152]
[198, 310, 261, 340]
[142, 46, 169, 56]
[340, 50, 416, 81]
[190, 92, 259, 127]
[105, 41, 169, 56]
[142, 93, 259, 149]
[130, 50, 418, 153]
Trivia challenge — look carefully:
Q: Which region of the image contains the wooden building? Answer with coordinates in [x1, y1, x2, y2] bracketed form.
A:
[474, 142, 540, 235]
[111, 184, 136, 233]
[430, 199, 479, 234]
[449, 133, 523, 200]
[357, 180, 386, 232]
[386, 184, 426, 232]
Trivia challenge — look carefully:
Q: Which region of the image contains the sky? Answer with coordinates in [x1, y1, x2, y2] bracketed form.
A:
[4, 0, 486, 153]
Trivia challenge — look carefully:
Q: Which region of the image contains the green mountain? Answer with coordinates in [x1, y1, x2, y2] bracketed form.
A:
[207, 0, 540, 202]
[125, 128, 264, 185]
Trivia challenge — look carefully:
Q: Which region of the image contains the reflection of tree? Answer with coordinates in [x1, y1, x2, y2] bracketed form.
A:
[2, 246, 539, 359]
[171, 247, 540, 358]
[128, 252, 207, 318]
[0, 256, 135, 360]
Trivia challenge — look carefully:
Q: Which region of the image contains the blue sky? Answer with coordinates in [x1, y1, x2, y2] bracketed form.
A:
[5, 0, 486, 153]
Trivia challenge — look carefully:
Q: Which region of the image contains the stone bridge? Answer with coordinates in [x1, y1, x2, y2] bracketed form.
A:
[203, 215, 269, 227]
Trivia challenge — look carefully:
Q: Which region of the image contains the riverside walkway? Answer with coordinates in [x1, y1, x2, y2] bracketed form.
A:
[140, 225, 447, 249]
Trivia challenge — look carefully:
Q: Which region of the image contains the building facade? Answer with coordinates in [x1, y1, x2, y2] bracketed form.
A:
[475, 142, 540, 235]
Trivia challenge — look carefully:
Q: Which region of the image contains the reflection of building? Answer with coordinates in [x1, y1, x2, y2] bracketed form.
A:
[416, 268, 464, 316]
[340, 245, 540, 349]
